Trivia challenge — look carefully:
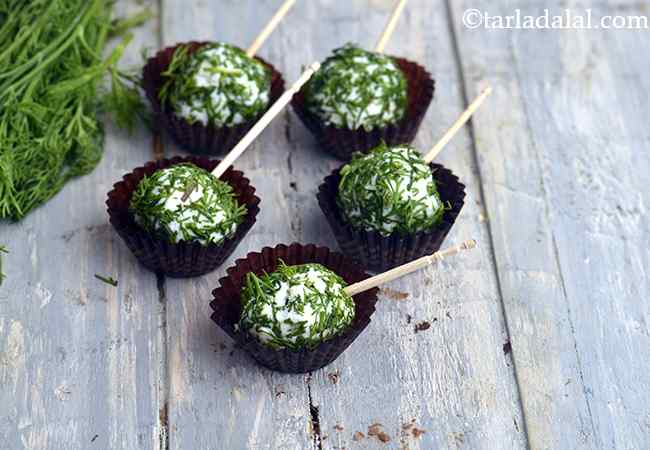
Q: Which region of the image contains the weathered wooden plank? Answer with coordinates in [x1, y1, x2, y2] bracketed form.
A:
[159, 2, 316, 449]
[160, 0, 526, 449]
[449, 0, 650, 448]
[297, 1, 527, 449]
[0, 1, 164, 449]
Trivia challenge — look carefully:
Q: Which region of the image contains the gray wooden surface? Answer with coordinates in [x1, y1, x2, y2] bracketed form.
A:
[1, 0, 648, 449]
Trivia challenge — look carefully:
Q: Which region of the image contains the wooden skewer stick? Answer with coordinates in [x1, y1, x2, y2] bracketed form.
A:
[423, 87, 493, 163]
[246, 0, 297, 57]
[209, 62, 321, 180]
[181, 63, 320, 200]
[375, 0, 409, 53]
[344, 240, 477, 297]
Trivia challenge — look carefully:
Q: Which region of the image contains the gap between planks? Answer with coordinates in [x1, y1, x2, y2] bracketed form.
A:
[153, 1, 170, 449]
[442, 0, 532, 446]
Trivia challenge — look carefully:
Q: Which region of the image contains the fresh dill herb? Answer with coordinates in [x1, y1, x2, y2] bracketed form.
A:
[337, 143, 445, 236]
[0, 245, 8, 286]
[95, 273, 118, 287]
[239, 261, 355, 351]
[110, 8, 153, 38]
[0, 0, 150, 221]
[129, 163, 246, 246]
[159, 42, 272, 127]
[104, 68, 151, 134]
[304, 43, 407, 131]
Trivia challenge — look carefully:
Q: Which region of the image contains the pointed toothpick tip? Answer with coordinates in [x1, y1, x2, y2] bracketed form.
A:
[463, 239, 478, 250]
[246, 0, 297, 57]
[375, 0, 409, 53]
[422, 85, 493, 163]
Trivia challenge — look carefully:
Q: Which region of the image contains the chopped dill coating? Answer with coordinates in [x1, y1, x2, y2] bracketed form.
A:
[159, 42, 272, 127]
[337, 143, 444, 236]
[239, 262, 355, 351]
[129, 163, 245, 246]
[303, 43, 407, 131]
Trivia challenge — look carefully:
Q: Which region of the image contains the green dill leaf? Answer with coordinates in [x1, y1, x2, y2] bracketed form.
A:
[103, 68, 150, 134]
[95, 273, 118, 287]
[110, 8, 154, 38]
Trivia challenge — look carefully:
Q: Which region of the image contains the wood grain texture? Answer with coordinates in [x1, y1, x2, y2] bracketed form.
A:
[159, 1, 316, 449]
[0, 1, 164, 449]
[449, 0, 650, 448]
[2, 0, 649, 449]
[160, 1, 525, 449]
[303, 1, 526, 449]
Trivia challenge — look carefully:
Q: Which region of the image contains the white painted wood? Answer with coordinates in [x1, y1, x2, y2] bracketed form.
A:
[375, 0, 409, 53]
[3, 1, 648, 448]
[160, 2, 317, 449]
[423, 87, 493, 163]
[449, 0, 650, 448]
[299, 2, 527, 449]
[0, 1, 164, 449]
[162, 1, 526, 449]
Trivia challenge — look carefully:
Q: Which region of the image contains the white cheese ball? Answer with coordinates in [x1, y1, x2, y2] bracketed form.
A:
[163, 42, 272, 127]
[304, 44, 407, 130]
[239, 262, 356, 351]
[129, 164, 245, 246]
[337, 144, 444, 235]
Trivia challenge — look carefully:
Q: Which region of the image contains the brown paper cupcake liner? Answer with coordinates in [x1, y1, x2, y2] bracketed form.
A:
[142, 41, 285, 156]
[106, 156, 260, 278]
[317, 163, 466, 272]
[291, 56, 435, 160]
[210, 243, 379, 373]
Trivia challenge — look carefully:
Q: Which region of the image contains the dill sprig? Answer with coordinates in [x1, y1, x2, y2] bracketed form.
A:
[95, 273, 118, 287]
[0, 0, 149, 221]
[110, 8, 153, 38]
[239, 261, 355, 351]
[0, 245, 7, 286]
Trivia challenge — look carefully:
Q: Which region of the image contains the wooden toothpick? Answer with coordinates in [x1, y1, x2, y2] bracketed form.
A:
[375, 0, 409, 53]
[423, 87, 493, 163]
[181, 62, 320, 200]
[209, 62, 321, 180]
[246, 0, 297, 58]
[343, 240, 477, 297]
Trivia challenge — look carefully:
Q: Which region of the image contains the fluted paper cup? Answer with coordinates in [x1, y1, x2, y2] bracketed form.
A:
[317, 163, 465, 272]
[210, 243, 379, 373]
[292, 56, 435, 160]
[106, 156, 260, 278]
[143, 41, 285, 155]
